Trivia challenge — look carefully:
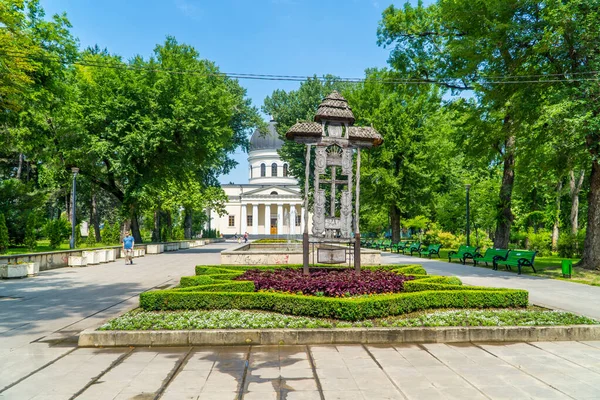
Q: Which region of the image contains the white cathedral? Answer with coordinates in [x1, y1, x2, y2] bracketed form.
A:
[209, 121, 311, 238]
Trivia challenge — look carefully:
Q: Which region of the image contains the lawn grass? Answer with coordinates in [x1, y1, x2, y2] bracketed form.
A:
[391, 247, 600, 287]
[98, 307, 598, 331]
[4, 240, 117, 255]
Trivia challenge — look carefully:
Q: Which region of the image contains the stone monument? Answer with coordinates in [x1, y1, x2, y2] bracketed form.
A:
[286, 91, 383, 273]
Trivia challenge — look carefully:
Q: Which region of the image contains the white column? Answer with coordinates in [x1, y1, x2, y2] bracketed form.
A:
[277, 204, 283, 234]
[241, 203, 247, 234]
[265, 204, 271, 235]
[301, 206, 306, 233]
[290, 205, 296, 235]
[252, 204, 259, 235]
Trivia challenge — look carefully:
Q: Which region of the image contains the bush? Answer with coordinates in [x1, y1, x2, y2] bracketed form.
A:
[44, 218, 70, 249]
[526, 228, 552, 256]
[101, 221, 121, 245]
[85, 231, 97, 247]
[23, 213, 37, 252]
[139, 264, 529, 320]
[558, 231, 586, 258]
[0, 213, 9, 253]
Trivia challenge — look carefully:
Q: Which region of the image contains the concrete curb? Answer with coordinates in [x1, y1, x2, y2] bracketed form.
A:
[78, 325, 600, 347]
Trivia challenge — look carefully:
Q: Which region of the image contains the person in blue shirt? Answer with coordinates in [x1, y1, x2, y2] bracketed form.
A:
[122, 231, 135, 265]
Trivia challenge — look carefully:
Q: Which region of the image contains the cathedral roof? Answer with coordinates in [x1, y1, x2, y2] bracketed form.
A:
[249, 121, 283, 151]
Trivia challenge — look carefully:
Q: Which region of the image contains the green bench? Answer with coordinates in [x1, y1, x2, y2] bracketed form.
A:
[418, 244, 442, 258]
[494, 250, 537, 275]
[405, 242, 421, 255]
[448, 245, 478, 265]
[473, 248, 510, 267]
[390, 241, 408, 253]
[377, 239, 392, 251]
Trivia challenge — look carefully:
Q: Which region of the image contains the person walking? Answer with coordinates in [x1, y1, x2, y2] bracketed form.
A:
[123, 230, 135, 265]
[244, 232, 249, 243]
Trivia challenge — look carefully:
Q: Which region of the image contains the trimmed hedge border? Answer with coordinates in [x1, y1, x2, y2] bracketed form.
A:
[138, 264, 529, 321]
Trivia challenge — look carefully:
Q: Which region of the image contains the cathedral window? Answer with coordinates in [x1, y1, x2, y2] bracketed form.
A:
[272, 163, 278, 177]
[228, 215, 235, 227]
[283, 163, 288, 177]
[260, 163, 266, 177]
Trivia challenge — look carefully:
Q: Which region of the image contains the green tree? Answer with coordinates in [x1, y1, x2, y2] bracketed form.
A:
[70, 38, 260, 242]
[24, 213, 37, 251]
[0, 214, 10, 253]
[377, 0, 546, 249]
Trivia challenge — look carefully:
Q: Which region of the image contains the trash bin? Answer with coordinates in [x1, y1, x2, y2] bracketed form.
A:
[561, 259, 573, 278]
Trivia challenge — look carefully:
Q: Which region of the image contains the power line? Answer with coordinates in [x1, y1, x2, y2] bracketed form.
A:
[1, 49, 599, 85]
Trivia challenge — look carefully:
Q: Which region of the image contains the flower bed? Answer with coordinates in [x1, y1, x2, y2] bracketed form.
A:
[235, 267, 414, 297]
[99, 308, 599, 331]
[139, 264, 529, 321]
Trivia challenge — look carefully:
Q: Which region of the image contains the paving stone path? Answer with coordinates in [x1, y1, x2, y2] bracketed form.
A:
[1, 242, 600, 399]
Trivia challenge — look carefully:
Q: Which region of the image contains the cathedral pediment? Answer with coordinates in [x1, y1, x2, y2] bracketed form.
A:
[243, 185, 301, 197]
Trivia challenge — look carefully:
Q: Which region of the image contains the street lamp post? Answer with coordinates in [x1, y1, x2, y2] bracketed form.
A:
[465, 184, 471, 246]
[70, 167, 79, 249]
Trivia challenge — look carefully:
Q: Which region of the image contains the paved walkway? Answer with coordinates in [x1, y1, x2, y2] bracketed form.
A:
[2, 243, 600, 399]
[382, 252, 600, 320]
[2, 342, 600, 399]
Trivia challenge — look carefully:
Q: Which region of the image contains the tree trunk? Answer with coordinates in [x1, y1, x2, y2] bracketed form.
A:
[580, 155, 600, 270]
[65, 190, 71, 224]
[493, 133, 516, 249]
[129, 205, 143, 243]
[390, 204, 401, 243]
[184, 207, 193, 239]
[152, 209, 160, 242]
[90, 186, 101, 241]
[569, 169, 585, 235]
[16, 153, 23, 179]
[551, 179, 563, 252]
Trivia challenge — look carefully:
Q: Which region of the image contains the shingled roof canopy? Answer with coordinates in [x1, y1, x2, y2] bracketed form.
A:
[285, 91, 383, 147]
[314, 91, 355, 124]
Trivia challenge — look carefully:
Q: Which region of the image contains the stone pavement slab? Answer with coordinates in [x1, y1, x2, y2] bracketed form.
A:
[382, 252, 600, 320]
[0, 343, 598, 399]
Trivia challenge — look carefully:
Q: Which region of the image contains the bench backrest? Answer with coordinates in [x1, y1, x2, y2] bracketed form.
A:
[506, 250, 536, 262]
[484, 248, 510, 258]
[427, 244, 441, 251]
[457, 245, 477, 254]
[410, 242, 421, 249]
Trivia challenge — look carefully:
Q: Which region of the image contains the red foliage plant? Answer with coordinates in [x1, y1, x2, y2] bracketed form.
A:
[235, 268, 414, 297]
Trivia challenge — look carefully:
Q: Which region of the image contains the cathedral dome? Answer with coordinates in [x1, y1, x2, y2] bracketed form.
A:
[249, 121, 283, 151]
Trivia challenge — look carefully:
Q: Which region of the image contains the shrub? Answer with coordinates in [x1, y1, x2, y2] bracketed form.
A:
[139, 288, 528, 321]
[434, 231, 461, 248]
[526, 228, 552, 256]
[0, 213, 9, 253]
[558, 231, 586, 258]
[235, 268, 414, 297]
[44, 218, 70, 249]
[23, 213, 37, 252]
[85, 231, 97, 247]
[102, 221, 121, 245]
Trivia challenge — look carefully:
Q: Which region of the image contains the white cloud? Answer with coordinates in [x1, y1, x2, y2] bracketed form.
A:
[174, 0, 202, 20]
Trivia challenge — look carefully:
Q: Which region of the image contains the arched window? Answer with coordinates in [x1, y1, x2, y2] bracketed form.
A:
[270, 191, 278, 195]
[271, 163, 278, 177]
[260, 163, 266, 177]
[283, 163, 288, 177]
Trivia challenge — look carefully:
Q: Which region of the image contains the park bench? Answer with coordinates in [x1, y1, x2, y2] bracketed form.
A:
[390, 241, 407, 253]
[368, 239, 383, 249]
[406, 242, 421, 255]
[399, 241, 414, 254]
[448, 245, 478, 265]
[473, 248, 510, 267]
[418, 244, 442, 258]
[494, 249, 537, 275]
[377, 239, 392, 251]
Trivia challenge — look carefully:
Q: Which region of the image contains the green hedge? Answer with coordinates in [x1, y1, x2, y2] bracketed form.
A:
[140, 264, 528, 321]
[140, 289, 528, 321]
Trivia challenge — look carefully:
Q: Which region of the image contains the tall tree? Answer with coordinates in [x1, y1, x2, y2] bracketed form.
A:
[70, 38, 260, 241]
[377, 0, 546, 248]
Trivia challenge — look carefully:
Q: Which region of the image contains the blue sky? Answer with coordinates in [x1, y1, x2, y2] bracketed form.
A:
[40, 0, 431, 184]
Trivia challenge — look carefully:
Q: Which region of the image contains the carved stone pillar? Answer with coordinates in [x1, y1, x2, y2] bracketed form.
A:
[264, 204, 271, 235]
[252, 204, 258, 235]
